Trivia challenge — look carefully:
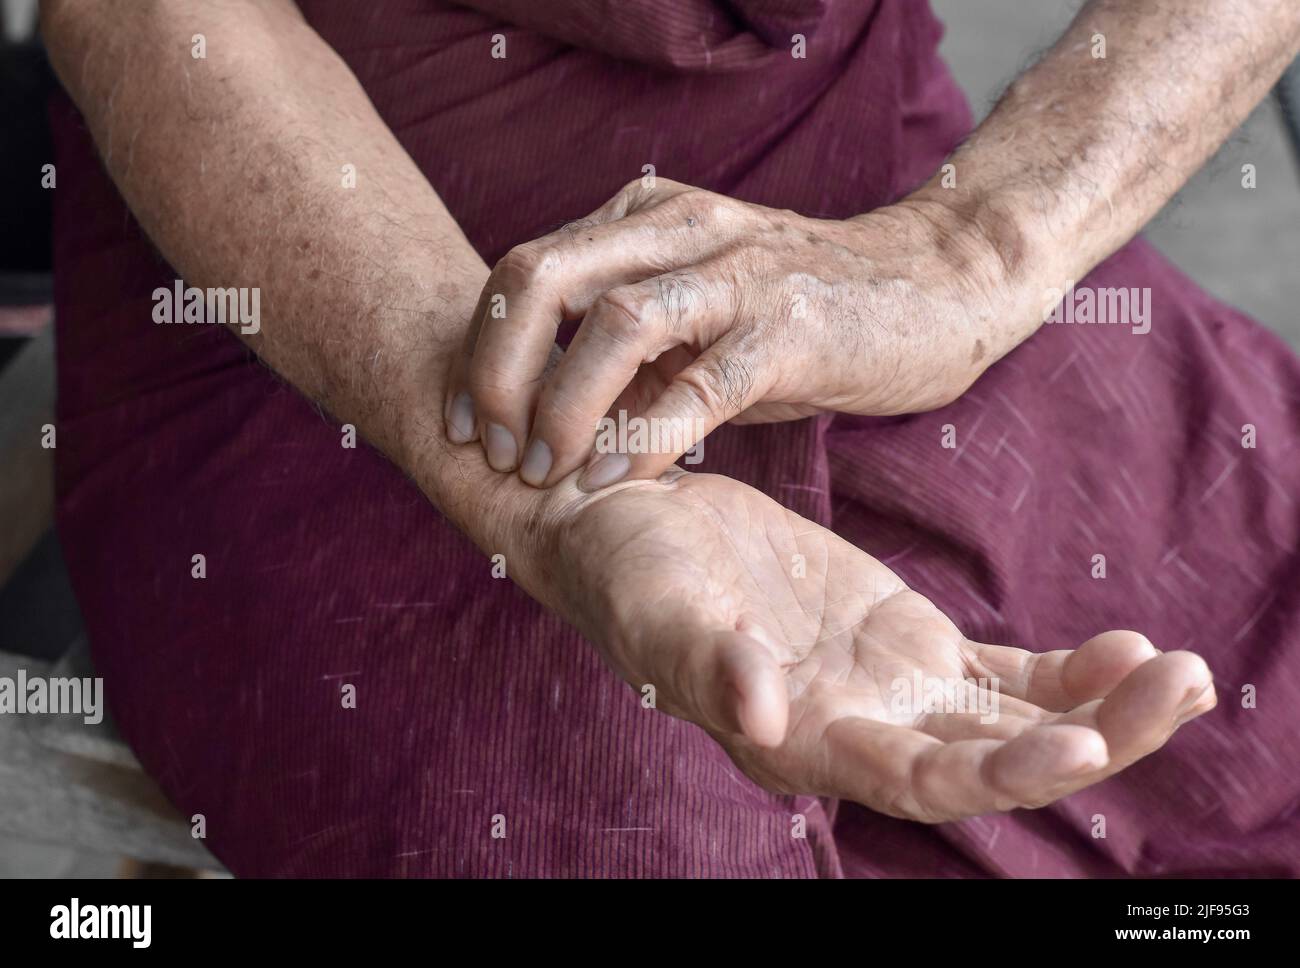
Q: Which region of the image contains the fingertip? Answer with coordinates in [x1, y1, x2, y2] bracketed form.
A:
[1172, 656, 1216, 715]
[483, 422, 519, 472]
[993, 724, 1109, 798]
[1176, 682, 1217, 726]
[445, 391, 477, 445]
[1063, 629, 1160, 702]
[1066, 726, 1110, 774]
[1093, 649, 1215, 753]
[578, 452, 630, 491]
[629, 453, 685, 488]
[1158, 650, 1215, 711]
[1082, 629, 1159, 664]
[1168, 649, 1213, 684]
[519, 438, 553, 487]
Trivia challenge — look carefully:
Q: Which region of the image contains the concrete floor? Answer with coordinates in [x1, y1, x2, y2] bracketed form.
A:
[931, 0, 1300, 349]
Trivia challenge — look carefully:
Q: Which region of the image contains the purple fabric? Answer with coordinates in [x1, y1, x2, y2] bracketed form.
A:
[49, 0, 1300, 876]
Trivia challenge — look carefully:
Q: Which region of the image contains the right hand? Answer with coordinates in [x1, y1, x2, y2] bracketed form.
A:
[442, 179, 1018, 491]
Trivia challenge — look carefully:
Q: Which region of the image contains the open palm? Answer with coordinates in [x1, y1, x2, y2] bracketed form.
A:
[552, 471, 1216, 822]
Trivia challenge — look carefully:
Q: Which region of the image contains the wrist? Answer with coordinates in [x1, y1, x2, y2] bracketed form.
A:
[388, 323, 576, 605]
[347, 258, 543, 575]
[893, 183, 1059, 369]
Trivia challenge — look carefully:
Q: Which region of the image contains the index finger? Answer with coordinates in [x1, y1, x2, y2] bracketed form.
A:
[446, 191, 743, 471]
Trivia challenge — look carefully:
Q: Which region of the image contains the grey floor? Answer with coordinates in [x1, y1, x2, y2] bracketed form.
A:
[3, 1, 1297, 878]
[932, 0, 1300, 348]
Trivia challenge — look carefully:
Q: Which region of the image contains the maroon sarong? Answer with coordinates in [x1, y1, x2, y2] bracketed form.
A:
[49, 0, 1300, 876]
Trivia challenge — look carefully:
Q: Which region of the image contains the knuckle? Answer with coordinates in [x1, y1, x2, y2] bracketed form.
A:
[685, 355, 755, 416]
[653, 273, 704, 332]
[675, 367, 727, 417]
[494, 242, 555, 289]
[767, 206, 802, 227]
[619, 177, 648, 202]
[589, 289, 649, 343]
[705, 192, 743, 223]
[558, 217, 598, 240]
[661, 187, 728, 225]
[632, 175, 683, 196]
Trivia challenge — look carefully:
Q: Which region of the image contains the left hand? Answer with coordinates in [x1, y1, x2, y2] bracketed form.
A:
[442, 177, 1017, 490]
[515, 467, 1217, 822]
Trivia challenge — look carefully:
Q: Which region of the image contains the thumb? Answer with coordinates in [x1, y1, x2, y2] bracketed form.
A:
[585, 338, 768, 488]
[667, 628, 789, 748]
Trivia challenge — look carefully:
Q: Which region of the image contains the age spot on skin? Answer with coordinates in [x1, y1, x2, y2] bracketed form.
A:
[971, 339, 986, 364]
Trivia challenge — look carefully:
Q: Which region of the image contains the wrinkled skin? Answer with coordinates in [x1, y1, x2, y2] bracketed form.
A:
[517, 469, 1217, 823]
[444, 179, 1017, 489]
[432, 176, 1216, 823]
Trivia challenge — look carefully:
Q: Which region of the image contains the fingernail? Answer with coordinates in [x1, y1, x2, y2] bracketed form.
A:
[446, 393, 475, 444]
[519, 439, 553, 487]
[484, 423, 517, 471]
[579, 453, 630, 491]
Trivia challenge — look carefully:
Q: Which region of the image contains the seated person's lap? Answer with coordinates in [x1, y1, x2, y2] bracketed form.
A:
[46, 0, 1300, 874]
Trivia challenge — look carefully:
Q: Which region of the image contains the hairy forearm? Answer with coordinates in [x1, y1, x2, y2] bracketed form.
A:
[40, 0, 540, 554]
[906, 0, 1300, 353]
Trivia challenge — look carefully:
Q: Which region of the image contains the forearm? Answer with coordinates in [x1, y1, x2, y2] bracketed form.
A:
[41, 0, 532, 554]
[903, 0, 1300, 355]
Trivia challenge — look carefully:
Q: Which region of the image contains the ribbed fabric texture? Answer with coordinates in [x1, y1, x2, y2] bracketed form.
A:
[49, 0, 1300, 876]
